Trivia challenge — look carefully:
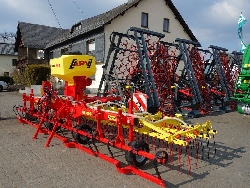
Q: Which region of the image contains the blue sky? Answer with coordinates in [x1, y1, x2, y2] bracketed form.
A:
[0, 0, 249, 52]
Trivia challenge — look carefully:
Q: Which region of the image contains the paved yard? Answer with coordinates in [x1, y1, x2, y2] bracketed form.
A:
[0, 91, 250, 188]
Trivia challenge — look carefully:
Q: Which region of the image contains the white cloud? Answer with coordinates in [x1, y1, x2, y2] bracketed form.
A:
[192, 28, 214, 42]
[192, 27, 240, 50]
[206, 0, 250, 25]
[0, 0, 131, 32]
[2, 0, 56, 26]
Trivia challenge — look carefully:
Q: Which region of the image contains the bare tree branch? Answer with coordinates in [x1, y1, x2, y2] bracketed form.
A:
[0, 31, 16, 42]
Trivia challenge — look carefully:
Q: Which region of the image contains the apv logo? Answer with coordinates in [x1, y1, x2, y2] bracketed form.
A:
[69, 59, 92, 69]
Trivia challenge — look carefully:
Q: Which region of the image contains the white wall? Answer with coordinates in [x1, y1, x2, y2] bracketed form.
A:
[87, 64, 104, 92]
[0, 55, 17, 76]
[104, 0, 191, 59]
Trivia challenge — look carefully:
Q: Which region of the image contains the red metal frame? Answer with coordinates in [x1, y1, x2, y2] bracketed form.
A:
[15, 81, 169, 187]
[13, 65, 215, 187]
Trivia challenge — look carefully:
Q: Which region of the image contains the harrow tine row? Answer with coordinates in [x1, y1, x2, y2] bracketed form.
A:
[15, 83, 218, 187]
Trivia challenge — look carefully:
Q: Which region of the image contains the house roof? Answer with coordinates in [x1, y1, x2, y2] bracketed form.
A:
[14, 22, 68, 51]
[0, 43, 15, 55]
[46, 0, 198, 48]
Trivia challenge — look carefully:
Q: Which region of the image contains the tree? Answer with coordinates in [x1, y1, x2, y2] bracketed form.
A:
[24, 64, 50, 86]
[0, 31, 16, 43]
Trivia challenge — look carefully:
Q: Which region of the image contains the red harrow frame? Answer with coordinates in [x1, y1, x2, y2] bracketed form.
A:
[14, 51, 217, 187]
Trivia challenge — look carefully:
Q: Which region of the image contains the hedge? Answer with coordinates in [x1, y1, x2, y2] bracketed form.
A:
[24, 64, 50, 86]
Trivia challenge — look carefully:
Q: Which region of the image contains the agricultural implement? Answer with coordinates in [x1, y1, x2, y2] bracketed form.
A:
[99, 29, 242, 120]
[231, 44, 250, 114]
[14, 51, 218, 187]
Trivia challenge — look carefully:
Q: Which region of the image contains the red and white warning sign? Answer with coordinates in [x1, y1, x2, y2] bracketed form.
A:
[132, 92, 148, 112]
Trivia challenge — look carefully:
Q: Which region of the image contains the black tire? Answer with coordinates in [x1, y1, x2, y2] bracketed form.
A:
[72, 124, 91, 144]
[0, 85, 3, 92]
[125, 140, 149, 167]
[44, 122, 60, 132]
[25, 113, 38, 122]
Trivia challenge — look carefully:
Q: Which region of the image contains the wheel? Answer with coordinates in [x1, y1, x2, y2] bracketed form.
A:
[25, 113, 38, 122]
[44, 122, 54, 131]
[125, 140, 149, 167]
[44, 122, 60, 132]
[0, 85, 3, 92]
[72, 124, 92, 144]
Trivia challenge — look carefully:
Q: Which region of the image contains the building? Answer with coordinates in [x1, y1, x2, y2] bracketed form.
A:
[15, 0, 198, 91]
[14, 22, 68, 71]
[0, 43, 17, 76]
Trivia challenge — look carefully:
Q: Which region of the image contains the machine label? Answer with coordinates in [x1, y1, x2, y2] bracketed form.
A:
[51, 64, 60, 68]
[82, 110, 92, 116]
[69, 59, 92, 69]
[108, 115, 117, 121]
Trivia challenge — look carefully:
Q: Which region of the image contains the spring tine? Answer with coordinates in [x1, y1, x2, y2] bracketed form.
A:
[125, 128, 128, 139]
[103, 125, 107, 134]
[178, 145, 181, 173]
[151, 136, 156, 150]
[139, 133, 142, 140]
[201, 145, 204, 160]
[153, 155, 162, 180]
[154, 137, 157, 151]
[110, 126, 113, 135]
[107, 139, 114, 158]
[195, 139, 198, 168]
[107, 126, 110, 134]
[213, 135, 216, 156]
[169, 144, 173, 170]
[122, 127, 126, 138]
[145, 135, 148, 144]
[159, 140, 163, 149]
[187, 146, 191, 176]
[157, 139, 160, 148]
[142, 134, 146, 141]
[136, 132, 139, 140]
[189, 140, 193, 150]
[162, 141, 167, 149]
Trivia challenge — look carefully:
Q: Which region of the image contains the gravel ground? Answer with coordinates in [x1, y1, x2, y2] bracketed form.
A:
[0, 91, 250, 188]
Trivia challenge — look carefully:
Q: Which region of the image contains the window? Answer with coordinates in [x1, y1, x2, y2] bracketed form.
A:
[141, 12, 148, 28]
[87, 40, 95, 55]
[4, 72, 9, 77]
[163, 18, 169, 32]
[12, 59, 17, 66]
[61, 48, 68, 55]
[37, 50, 44, 59]
[49, 51, 53, 59]
[70, 22, 82, 34]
